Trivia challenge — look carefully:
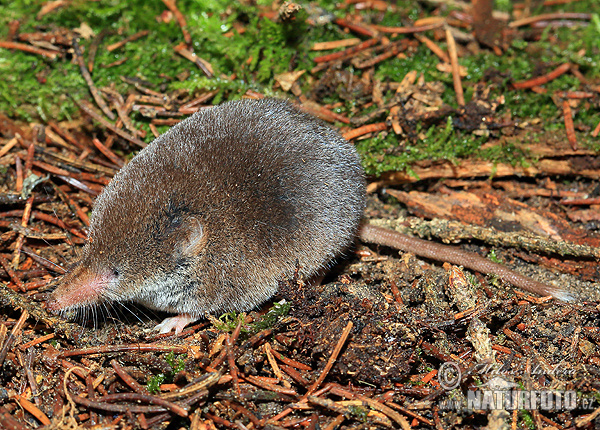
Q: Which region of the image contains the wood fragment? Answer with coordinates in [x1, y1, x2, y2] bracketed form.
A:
[74, 99, 146, 148]
[92, 138, 125, 168]
[343, 122, 387, 140]
[71, 393, 188, 416]
[0, 254, 24, 291]
[174, 42, 214, 78]
[15, 157, 23, 193]
[414, 34, 450, 63]
[357, 396, 411, 430]
[354, 40, 407, 69]
[311, 38, 361, 50]
[592, 119, 600, 138]
[562, 100, 578, 151]
[0, 310, 28, 367]
[299, 101, 350, 124]
[18, 333, 55, 350]
[161, 0, 192, 44]
[0, 137, 19, 158]
[73, 39, 115, 120]
[445, 26, 465, 106]
[0, 41, 59, 59]
[306, 321, 353, 395]
[333, 18, 377, 37]
[243, 374, 298, 395]
[111, 359, 150, 394]
[512, 63, 570, 89]
[370, 21, 444, 34]
[313, 37, 380, 63]
[106, 30, 149, 52]
[12, 195, 34, 269]
[12, 394, 50, 426]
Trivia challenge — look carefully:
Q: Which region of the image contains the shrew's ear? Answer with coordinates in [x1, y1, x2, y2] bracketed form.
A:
[177, 217, 206, 257]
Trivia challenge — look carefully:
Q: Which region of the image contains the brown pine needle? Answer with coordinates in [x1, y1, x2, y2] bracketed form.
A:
[445, 27, 465, 106]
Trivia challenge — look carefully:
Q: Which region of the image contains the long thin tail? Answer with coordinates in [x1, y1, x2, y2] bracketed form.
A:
[359, 223, 575, 302]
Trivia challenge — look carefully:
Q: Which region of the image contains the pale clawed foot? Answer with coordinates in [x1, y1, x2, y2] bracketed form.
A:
[154, 314, 196, 334]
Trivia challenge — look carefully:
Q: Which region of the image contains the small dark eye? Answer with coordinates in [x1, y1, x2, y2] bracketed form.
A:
[112, 268, 120, 277]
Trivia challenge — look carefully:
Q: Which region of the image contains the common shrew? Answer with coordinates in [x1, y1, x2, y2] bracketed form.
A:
[47, 98, 574, 334]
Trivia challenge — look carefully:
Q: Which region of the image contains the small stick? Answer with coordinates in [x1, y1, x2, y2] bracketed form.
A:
[414, 34, 450, 63]
[0, 310, 28, 367]
[23, 349, 42, 407]
[279, 364, 311, 386]
[311, 38, 361, 51]
[31, 160, 71, 177]
[92, 138, 125, 167]
[0, 137, 18, 158]
[0, 41, 59, 59]
[111, 359, 150, 394]
[269, 348, 312, 370]
[371, 21, 443, 34]
[342, 122, 387, 140]
[12, 394, 51, 426]
[313, 38, 380, 63]
[355, 41, 407, 69]
[333, 18, 377, 37]
[555, 90, 594, 99]
[243, 375, 298, 395]
[114, 103, 142, 137]
[323, 415, 345, 430]
[18, 333, 55, 350]
[73, 40, 115, 120]
[592, 119, 600, 138]
[161, 0, 192, 44]
[306, 321, 353, 395]
[357, 396, 411, 430]
[74, 99, 146, 148]
[106, 30, 149, 52]
[24, 142, 35, 174]
[264, 343, 286, 382]
[299, 102, 350, 124]
[71, 393, 188, 416]
[87, 29, 111, 73]
[48, 122, 87, 151]
[386, 402, 434, 426]
[445, 26, 465, 106]
[0, 254, 24, 291]
[174, 43, 213, 78]
[512, 63, 570, 89]
[222, 401, 262, 427]
[226, 333, 241, 396]
[58, 344, 187, 358]
[12, 195, 34, 269]
[15, 157, 23, 193]
[562, 100, 578, 151]
[52, 184, 90, 227]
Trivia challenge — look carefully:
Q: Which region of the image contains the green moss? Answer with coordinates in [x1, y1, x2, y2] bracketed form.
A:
[358, 117, 487, 176]
[213, 311, 246, 332]
[146, 350, 187, 393]
[146, 373, 166, 394]
[251, 301, 291, 332]
[348, 405, 369, 422]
